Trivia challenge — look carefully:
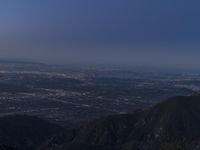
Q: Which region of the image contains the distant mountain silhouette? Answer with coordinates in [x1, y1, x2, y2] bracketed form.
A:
[0, 60, 46, 66]
[1, 95, 200, 150]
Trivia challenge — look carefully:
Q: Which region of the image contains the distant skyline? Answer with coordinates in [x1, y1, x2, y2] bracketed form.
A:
[0, 0, 200, 70]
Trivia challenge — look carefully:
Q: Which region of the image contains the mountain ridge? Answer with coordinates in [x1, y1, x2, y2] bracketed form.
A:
[0, 95, 200, 150]
[48, 95, 200, 150]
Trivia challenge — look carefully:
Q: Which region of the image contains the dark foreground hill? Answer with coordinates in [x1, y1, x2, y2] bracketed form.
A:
[1, 95, 200, 150]
[47, 94, 200, 150]
[0, 115, 65, 150]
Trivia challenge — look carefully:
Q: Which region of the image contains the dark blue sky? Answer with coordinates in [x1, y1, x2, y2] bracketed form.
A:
[0, 0, 200, 69]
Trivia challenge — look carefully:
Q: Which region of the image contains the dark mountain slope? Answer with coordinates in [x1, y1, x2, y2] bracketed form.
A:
[0, 115, 65, 150]
[72, 113, 142, 146]
[49, 95, 200, 150]
[129, 95, 200, 141]
[0, 95, 200, 150]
